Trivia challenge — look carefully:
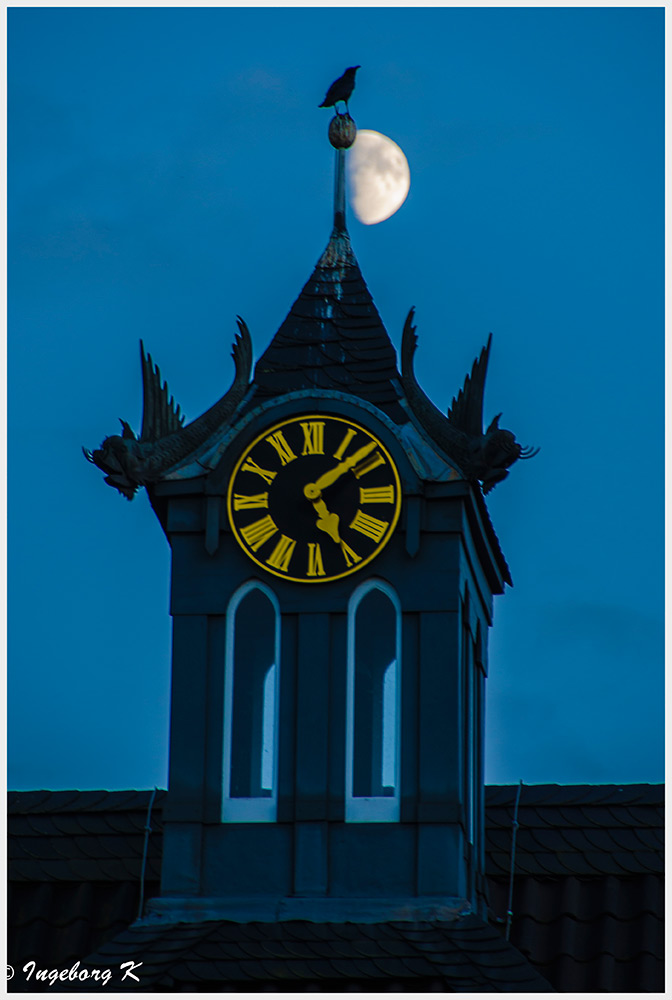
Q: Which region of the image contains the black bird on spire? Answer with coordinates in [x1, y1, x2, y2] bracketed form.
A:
[319, 66, 361, 115]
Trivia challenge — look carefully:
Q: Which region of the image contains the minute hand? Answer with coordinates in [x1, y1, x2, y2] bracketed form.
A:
[304, 441, 377, 499]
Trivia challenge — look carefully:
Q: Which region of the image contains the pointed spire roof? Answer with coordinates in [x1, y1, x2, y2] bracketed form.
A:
[244, 223, 406, 423]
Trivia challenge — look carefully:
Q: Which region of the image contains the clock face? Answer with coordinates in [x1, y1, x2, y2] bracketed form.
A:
[227, 414, 402, 583]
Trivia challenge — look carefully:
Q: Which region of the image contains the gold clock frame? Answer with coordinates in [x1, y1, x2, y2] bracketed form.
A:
[227, 414, 402, 583]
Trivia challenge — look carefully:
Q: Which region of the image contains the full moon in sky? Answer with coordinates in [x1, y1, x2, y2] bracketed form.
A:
[347, 130, 411, 225]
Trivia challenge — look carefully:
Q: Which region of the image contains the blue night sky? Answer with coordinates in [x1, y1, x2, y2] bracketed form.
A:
[8, 7, 664, 791]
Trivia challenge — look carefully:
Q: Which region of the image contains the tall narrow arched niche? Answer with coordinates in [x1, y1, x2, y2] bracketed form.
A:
[346, 579, 401, 822]
[222, 581, 280, 822]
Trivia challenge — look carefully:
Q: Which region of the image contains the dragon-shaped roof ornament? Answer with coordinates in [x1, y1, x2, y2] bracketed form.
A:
[401, 308, 538, 493]
[84, 318, 252, 499]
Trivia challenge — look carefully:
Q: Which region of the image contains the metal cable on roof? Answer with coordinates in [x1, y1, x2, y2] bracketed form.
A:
[137, 786, 158, 920]
[505, 779, 523, 941]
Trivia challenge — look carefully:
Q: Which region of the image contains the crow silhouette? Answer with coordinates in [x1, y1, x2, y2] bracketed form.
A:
[319, 66, 360, 114]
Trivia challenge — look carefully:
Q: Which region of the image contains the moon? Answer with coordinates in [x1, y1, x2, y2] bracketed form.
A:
[347, 130, 411, 225]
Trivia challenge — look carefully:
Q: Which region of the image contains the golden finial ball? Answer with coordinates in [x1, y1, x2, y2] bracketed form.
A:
[328, 114, 357, 149]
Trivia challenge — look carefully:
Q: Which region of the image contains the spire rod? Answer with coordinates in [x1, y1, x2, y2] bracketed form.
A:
[334, 149, 346, 231]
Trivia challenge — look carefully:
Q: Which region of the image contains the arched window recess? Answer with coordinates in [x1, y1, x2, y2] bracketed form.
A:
[222, 581, 280, 822]
[346, 579, 401, 823]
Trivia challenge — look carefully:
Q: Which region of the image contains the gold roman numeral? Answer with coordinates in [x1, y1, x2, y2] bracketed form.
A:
[300, 421, 325, 455]
[352, 450, 386, 479]
[240, 457, 276, 485]
[233, 492, 269, 510]
[333, 427, 357, 460]
[340, 540, 361, 567]
[307, 542, 326, 577]
[266, 534, 296, 572]
[359, 485, 395, 504]
[240, 515, 278, 551]
[265, 431, 297, 466]
[350, 510, 389, 543]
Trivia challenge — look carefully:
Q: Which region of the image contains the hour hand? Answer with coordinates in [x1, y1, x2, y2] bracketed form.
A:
[303, 440, 377, 500]
[312, 498, 341, 543]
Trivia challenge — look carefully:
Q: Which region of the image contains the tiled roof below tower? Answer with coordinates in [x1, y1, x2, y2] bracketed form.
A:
[8, 784, 664, 992]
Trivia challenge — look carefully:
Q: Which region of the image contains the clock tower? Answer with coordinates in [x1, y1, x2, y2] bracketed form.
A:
[87, 97, 536, 932]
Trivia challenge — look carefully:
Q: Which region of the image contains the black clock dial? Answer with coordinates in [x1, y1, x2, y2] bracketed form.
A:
[227, 414, 402, 583]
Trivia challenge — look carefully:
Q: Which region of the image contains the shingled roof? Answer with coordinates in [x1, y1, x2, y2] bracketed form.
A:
[485, 784, 664, 992]
[70, 916, 552, 992]
[8, 784, 664, 992]
[485, 783, 664, 878]
[243, 227, 406, 423]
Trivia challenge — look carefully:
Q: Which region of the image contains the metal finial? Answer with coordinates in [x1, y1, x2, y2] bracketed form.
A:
[329, 115, 356, 233]
[328, 113, 357, 149]
[328, 116, 356, 232]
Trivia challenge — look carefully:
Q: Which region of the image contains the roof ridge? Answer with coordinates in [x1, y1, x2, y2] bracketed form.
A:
[9, 784, 663, 812]
[485, 783, 664, 806]
[7, 789, 167, 813]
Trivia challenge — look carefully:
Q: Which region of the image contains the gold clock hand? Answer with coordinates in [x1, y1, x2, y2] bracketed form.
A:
[312, 498, 341, 543]
[303, 440, 377, 500]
